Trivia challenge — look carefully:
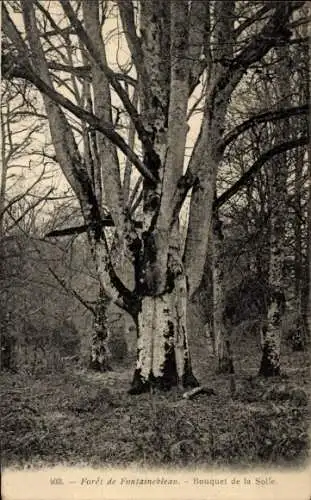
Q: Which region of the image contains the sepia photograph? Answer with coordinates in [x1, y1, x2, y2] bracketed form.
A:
[1, 0, 311, 499]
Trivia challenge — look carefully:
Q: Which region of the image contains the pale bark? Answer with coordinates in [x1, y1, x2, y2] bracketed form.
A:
[89, 287, 112, 372]
[159, 0, 189, 224]
[184, 1, 235, 297]
[0, 138, 8, 239]
[82, 1, 125, 231]
[0, 112, 8, 282]
[130, 217, 199, 393]
[129, 273, 198, 393]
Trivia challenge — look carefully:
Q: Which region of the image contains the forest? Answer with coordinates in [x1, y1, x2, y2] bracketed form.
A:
[1, 0, 310, 469]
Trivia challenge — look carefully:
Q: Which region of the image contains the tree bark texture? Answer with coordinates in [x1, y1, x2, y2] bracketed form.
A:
[129, 274, 199, 394]
[212, 212, 234, 374]
[89, 287, 112, 372]
[259, 47, 290, 376]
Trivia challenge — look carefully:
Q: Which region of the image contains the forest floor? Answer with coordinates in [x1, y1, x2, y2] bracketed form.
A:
[1, 344, 310, 470]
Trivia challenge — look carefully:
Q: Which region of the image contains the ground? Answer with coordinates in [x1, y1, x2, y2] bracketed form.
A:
[1, 337, 310, 469]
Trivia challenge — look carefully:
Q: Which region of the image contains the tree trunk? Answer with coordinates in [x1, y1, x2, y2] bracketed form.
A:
[306, 155, 311, 340]
[292, 147, 306, 351]
[259, 285, 286, 376]
[305, 21, 311, 340]
[89, 287, 112, 372]
[212, 212, 234, 374]
[129, 274, 199, 394]
[259, 47, 289, 376]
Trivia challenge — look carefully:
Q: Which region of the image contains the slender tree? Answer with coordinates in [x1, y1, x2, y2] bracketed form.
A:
[212, 209, 234, 374]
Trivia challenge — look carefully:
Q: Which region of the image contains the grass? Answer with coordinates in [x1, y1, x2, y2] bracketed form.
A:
[1, 344, 310, 469]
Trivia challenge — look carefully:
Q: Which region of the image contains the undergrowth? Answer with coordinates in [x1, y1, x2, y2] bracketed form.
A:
[1, 347, 310, 469]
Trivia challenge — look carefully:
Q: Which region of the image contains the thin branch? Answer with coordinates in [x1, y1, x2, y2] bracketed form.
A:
[47, 61, 137, 86]
[0, 167, 48, 218]
[2, 53, 157, 184]
[234, 4, 273, 39]
[45, 216, 143, 238]
[6, 189, 53, 231]
[214, 136, 308, 210]
[45, 265, 95, 314]
[127, 176, 143, 211]
[61, 0, 154, 156]
[35, 0, 72, 43]
[6, 208, 96, 314]
[219, 104, 308, 152]
[117, 0, 146, 81]
[130, 190, 143, 216]
[231, 2, 305, 72]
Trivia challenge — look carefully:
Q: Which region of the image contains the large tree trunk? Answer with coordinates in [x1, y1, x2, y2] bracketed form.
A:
[129, 274, 199, 394]
[89, 287, 112, 372]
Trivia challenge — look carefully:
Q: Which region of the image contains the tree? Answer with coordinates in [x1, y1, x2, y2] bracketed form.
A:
[89, 285, 112, 372]
[258, 45, 291, 376]
[212, 210, 234, 374]
[2, 0, 308, 392]
[0, 77, 54, 371]
[306, 9, 311, 339]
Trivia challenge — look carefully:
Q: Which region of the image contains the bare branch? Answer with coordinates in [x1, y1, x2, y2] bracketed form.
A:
[47, 61, 137, 86]
[2, 53, 157, 184]
[127, 176, 143, 211]
[6, 188, 53, 231]
[0, 167, 48, 219]
[61, 0, 154, 156]
[219, 104, 308, 152]
[44, 264, 96, 314]
[215, 136, 308, 210]
[117, 0, 146, 81]
[231, 2, 305, 72]
[234, 4, 273, 39]
[123, 89, 138, 206]
[45, 216, 143, 238]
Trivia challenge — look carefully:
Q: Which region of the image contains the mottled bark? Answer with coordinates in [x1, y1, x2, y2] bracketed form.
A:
[306, 151, 311, 340]
[292, 148, 306, 351]
[212, 212, 234, 374]
[259, 47, 290, 376]
[89, 287, 112, 372]
[259, 289, 285, 376]
[129, 274, 199, 394]
[305, 17, 311, 340]
[130, 215, 199, 393]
